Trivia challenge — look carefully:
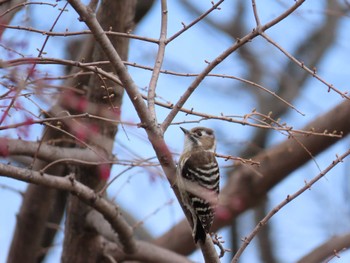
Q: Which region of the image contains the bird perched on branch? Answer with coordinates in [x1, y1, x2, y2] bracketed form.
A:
[176, 126, 220, 243]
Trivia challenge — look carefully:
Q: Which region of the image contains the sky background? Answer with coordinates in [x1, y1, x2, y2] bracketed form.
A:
[1, 0, 350, 262]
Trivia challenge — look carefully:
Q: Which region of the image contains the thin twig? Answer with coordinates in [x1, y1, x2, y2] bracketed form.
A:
[3, 56, 305, 116]
[0, 112, 136, 131]
[0, 2, 57, 18]
[231, 148, 350, 263]
[260, 31, 350, 100]
[147, 0, 168, 123]
[0, 2, 68, 125]
[40, 158, 117, 173]
[99, 156, 158, 195]
[161, 0, 307, 132]
[251, 0, 261, 26]
[0, 24, 159, 43]
[215, 153, 260, 166]
[167, 0, 224, 43]
[126, 60, 304, 115]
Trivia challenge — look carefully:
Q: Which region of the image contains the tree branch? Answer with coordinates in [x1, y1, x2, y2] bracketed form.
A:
[160, 0, 306, 131]
[67, 1, 220, 261]
[67, 0, 151, 129]
[86, 209, 192, 262]
[2, 138, 107, 163]
[147, 0, 167, 122]
[103, 238, 193, 263]
[0, 163, 136, 253]
[297, 233, 350, 263]
[232, 148, 350, 262]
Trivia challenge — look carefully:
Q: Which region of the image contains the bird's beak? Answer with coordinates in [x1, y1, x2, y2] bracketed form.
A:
[180, 127, 189, 134]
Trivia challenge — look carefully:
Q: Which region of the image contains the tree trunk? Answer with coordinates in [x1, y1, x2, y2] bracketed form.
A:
[61, 1, 136, 262]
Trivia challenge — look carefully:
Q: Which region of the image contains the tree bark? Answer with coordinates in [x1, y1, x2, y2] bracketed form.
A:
[7, 147, 68, 263]
[297, 233, 350, 263]
[61, 1, 136, 262]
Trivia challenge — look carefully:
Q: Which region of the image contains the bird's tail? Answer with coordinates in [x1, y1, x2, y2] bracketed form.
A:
[194, 220, 207, 243]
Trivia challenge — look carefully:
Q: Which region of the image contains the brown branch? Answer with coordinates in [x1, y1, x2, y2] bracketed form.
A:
[6, 57, 345, 134]
[0, 112, 135, 132]
[1, 138, 107, 163]
[1, 56, 305, 116]
[231, 148, 350, 262]
[61, 1, 137, 262]
[2, 160, 187, 263]
[67, 0, 151, 128]
[67, 0, 220, 261]
[0, 0, 26, 32]
[0, 163, 136, 253]
[0, 2, 56, 20]
[297, 233, 350, 263]
[167, 0, 225, 43]
[147, 0, 168, 122]
[0, 23, 159, 43]
[2, 57, 123, 85]
[260, 31, 349, 100]
[86, 209, 192, 262]
[7, 1, 137, 261]
[103, 238, 193, 263]
[160, 0, 306, 131]
[247, 3, 345, 260]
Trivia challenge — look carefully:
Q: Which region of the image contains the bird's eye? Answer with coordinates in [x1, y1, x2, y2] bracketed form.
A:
[197, 131, 202, 136]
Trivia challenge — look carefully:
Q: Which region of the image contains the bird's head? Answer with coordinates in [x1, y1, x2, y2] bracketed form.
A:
[180, 126, 216, 153]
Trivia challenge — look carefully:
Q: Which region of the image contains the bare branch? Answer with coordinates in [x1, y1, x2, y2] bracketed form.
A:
[67, 0, 220, 261]
[251, 0, 261, 26]
[103, 238, 193, 263]
[67, 0, 151, 128]
[86, 209, 191, 263]
[161, 0, 306, 131]
[0, 0, 27, 29]
[0, 24, 159, 43]
[147, 0, 168, 122]
[2, 55, 321, 119]
[0, 163, 136, 253]
[167, 0, 225, 43]
[231, 148, 350, 262]
[297, 233, 350, 263]
[1, 138, 107, 162]
[260, 32, 350, 100]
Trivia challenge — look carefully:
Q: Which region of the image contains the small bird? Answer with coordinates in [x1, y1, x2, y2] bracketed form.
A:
[176, 126, 220, 243]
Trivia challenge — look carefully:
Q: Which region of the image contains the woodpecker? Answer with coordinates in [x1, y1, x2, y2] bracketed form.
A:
[176, 126, 220, 243]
